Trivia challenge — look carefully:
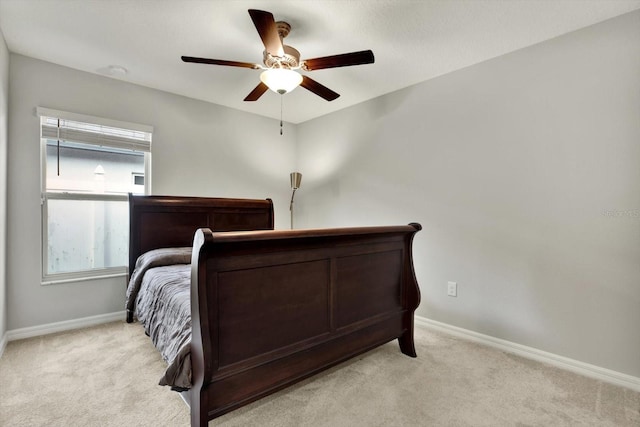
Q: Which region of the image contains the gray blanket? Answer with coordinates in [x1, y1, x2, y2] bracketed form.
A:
[126, 247, 193, 390]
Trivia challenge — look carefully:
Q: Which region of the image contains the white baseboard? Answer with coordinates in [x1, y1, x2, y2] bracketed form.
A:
[5, 311, 126, 343]
[415, 316, 640, 393]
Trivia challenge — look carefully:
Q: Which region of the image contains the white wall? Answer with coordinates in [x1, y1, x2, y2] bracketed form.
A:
[7, 54, 295, 330]
[0, 29, 8, 345]
[296, 11, 640, 377]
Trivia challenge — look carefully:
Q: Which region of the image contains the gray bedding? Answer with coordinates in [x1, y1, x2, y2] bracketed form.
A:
[126, 247, 194, 390]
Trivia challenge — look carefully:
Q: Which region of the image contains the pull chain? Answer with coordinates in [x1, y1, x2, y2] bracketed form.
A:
[280, 95, 283, 135]
[56, 118, 61, 176]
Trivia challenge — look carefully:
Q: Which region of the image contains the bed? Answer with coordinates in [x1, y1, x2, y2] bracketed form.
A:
[126, 194, 422, 426]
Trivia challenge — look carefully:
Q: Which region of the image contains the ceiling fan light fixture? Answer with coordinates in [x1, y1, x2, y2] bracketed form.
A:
[260, 68, 303, 94]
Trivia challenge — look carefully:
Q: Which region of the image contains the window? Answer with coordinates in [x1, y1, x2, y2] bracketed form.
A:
[132, 173, 145, 187]
[38, 108, 152, 283]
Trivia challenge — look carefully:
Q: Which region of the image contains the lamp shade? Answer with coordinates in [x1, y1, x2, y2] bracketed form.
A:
[290, 172, 302, 190]
[260, 68, 303, 95]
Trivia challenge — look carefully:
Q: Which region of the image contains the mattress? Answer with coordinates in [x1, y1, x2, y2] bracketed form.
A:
[126, 247, 193, 390]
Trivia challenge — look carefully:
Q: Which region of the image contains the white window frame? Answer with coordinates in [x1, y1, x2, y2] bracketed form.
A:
[38, 107, 153, 284]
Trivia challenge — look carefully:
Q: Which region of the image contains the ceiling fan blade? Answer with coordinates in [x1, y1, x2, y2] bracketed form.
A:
[248, 9, 284, 57]
[302, 50, 375, 71]
[244, 82, 269, 101]
[300, 76, 340, 101]
[181, 56, 260, 69]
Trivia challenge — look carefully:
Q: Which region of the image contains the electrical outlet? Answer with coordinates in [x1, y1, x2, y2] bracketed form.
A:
[447, 281, 457, 297]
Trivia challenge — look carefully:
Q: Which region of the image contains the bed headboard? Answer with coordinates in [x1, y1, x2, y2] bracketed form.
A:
[128, 194, 274, 276]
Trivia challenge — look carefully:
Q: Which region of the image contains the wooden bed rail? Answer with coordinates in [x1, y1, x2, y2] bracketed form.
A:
[189, 224, 422, 426]
[194, 223, 422, 242]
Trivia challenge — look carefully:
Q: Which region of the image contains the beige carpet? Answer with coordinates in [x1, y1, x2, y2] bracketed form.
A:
[0, 321, 638, 426]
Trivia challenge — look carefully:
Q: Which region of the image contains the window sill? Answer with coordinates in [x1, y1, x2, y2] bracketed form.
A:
[41, 271, 128, 286]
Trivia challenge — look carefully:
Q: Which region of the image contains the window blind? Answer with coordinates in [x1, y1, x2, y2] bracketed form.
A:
[37, 107, 152, 152]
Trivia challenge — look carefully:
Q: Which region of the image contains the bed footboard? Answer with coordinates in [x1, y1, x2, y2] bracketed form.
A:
[189, 224, 421, 426]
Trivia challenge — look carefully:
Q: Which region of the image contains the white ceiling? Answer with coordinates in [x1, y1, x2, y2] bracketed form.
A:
[1, 0, 639, 124]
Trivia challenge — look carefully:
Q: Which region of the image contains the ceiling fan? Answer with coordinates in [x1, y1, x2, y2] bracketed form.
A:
[181, 9, 375, 102]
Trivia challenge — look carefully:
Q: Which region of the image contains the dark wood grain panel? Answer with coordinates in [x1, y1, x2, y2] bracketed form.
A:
[139, 212, 210, 253]
[203, 313, 404, 420]
[335, 250, 403, 328]
[217, 260, 331, 367]
[211, 212, 273, 232]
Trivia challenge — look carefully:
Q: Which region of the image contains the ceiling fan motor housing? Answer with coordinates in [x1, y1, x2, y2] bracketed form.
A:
[276, 21, 291, 38]
[263, 22, 299, 69]
[264, 45, 300, 69]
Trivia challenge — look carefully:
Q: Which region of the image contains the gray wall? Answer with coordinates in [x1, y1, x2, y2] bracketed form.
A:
[296, 11, 640, 377]
[0, 29, 8, 343]
[7, 54, 295, 330]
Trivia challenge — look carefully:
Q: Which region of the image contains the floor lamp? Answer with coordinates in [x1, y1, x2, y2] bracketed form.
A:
[289, 172, 302, 229]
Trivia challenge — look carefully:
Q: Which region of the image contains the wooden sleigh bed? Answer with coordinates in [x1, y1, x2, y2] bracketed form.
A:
[127, 194, 421, 426]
